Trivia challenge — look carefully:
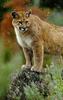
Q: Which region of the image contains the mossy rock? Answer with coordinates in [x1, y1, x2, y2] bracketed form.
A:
[7, 68, 51, 100]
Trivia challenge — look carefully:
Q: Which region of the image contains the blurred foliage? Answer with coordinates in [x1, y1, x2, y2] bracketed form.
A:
[3, 48, 12, 63]
[0, 0, 8, 21]
[40, 0, 63, 9]
[0, 38, 25, 99]
[47, 9, 63, 26]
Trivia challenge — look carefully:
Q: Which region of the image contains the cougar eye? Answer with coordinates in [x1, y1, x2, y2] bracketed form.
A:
[25, 21, 28, 23]
[19, 21, 22, 24]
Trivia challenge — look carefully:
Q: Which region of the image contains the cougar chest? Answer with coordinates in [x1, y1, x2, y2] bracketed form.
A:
[14, 27, 32, 48]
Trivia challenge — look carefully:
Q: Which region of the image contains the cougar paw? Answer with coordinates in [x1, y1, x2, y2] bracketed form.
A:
[21, 64, 31, 69]
[31, 66, 42, 72]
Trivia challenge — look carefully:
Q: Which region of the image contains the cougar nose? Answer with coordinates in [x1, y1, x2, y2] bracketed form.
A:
[19, 27, 25, 31]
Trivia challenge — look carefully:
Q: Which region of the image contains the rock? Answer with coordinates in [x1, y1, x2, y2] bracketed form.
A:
[7, 68, 51, 100]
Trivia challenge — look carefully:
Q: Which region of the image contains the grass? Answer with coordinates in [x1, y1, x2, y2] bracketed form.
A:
[0, 38, 25, 99]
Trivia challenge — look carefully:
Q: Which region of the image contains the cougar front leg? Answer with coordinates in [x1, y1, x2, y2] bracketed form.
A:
[22, 47, 32, 69]
[31, 41, 44, 72]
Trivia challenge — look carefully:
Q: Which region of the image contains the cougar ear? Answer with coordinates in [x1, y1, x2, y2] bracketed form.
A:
[26, 9, 32, 17]
[12, 11, 20, 19]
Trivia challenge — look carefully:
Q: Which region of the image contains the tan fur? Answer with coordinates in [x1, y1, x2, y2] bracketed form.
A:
[12, 11, 63, 72]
